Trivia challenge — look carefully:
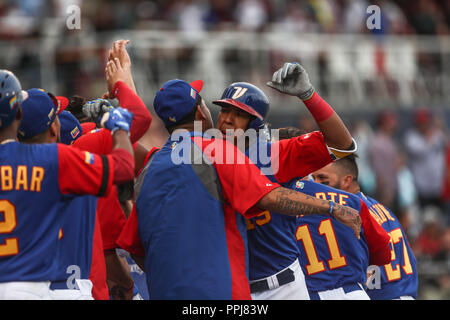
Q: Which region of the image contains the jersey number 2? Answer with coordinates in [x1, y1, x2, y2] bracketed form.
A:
[0, 200, 19, 257]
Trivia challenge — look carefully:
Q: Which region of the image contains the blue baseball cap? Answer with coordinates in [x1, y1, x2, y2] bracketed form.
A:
[18, 88, 60, 139]
[59, 110, 82, 145]
[153, 79, 203, 127]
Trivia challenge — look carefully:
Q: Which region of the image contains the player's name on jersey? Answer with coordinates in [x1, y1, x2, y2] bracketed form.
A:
[314, 191, 350, 205]
[367, 203, 396, 226]
[1, 165, 45, 192]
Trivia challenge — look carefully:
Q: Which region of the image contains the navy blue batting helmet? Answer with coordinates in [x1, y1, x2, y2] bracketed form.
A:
[0, 70, 22, 129]
[213, 82, 269, 130]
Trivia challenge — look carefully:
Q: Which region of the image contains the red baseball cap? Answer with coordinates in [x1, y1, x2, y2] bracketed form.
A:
[45, 91, 69, 114]
[56, 96, 69, 113]
[81, 122, 97, 135]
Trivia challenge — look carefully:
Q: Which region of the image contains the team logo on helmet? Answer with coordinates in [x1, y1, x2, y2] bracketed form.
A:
[9, 96, 17, 110]
[213, 82, 270, 130]
[169, 116, 176, 123]
[231, 87, 248, 99]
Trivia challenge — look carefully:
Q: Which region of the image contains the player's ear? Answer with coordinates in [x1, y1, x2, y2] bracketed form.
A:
[49, 118, 59, 142]
[195, 104, 206, 121]
[342, 174, 354, 190]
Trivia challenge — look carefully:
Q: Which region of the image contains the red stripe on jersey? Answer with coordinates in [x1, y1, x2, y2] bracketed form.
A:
[89, 214, 110, 300]
[116, 205, 145, 257]
[359, 200, 392, 266]
[96, 186, 127, 250]
[223, 205, 252, 300]
[57, 144, 113, 196]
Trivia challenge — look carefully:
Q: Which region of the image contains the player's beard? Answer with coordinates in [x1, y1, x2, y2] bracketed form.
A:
[330, 180, 342, 190]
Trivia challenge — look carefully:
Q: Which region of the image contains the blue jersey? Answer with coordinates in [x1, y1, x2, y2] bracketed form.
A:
[135, 132, 278, 299]
[246, 138, 298, 280]
[49, 195, 98, 290]
[358, 193, 418, 299]
[0, 141, 112, 282]
[287, 179, 370, 292]
[245, 133, 334, 280]
[125, 255, 149, 300]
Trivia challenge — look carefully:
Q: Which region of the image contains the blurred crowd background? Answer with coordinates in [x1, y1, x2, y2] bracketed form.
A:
[0, 0, 449, 299]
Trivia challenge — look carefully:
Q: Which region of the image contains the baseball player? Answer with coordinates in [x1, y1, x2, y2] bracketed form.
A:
[210, 62, 357, 299]
[33, 50, 149, 300]
[116, 78, 362, 299]
[55, 105, 110, 300]
[311, 154, 418, 300]
[0, 70, 135, 299]
[38, 107, 108, 300]
[289, 178, 391, 299]
[70, 49, 152, 299]
[17, 88, 135, 300]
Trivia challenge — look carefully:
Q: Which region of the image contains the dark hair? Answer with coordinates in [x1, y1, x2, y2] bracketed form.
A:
[334, 154, 359, 180]
[277, 126, 306, 140]
[65, 95, 87, 122]
[166, 94, 202, 134]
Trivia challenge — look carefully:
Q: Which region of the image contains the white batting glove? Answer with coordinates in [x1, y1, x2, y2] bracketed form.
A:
[82, 98, 113, 120]
[267, 62, 315, 100]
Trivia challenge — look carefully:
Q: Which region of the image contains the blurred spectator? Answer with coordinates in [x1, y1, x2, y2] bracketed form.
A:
[415, 208, 450, 299]
[369, 110, 400, 211]
[443, 143, 450, 225]
[203, 0, 236, 30]
[350, 118, 376, 195]
[234, 0, 269, 31]
[434, 227, 450, 299]
[396, 150, 420, 239]
[308, 0, 337, 33]
[0, 0, 42, 38]
[343, 0, 369, 33]
[379, 0, 410, 35]
[366, 0, 411, 36]
[414, 206, 445, 257]
[169, 0, 208, 38]
[408, 0, 448, 35]
[404, 108, 447, 211]
[272, 0, 318, 33]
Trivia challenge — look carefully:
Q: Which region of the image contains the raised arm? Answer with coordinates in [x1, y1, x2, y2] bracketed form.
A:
[101, 107, 135, 185]
[82, 56, 151, 144]
[105, 57, 151, 143]
[108, 40, 136, 93]
[267, 62, 355, 153]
